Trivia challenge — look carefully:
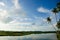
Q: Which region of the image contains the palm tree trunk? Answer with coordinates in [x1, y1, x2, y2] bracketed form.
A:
[55, 13, 60, 40]
[50, 23, 57, 31]
[49, 16, 57, 31]
[50, 23, 60, 40]
[55, 13, 57, 22]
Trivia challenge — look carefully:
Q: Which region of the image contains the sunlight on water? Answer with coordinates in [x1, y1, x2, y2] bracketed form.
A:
[0, 33, 57, 40]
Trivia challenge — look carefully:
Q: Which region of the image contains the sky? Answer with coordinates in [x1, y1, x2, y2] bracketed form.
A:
[0, 0, 60, 31]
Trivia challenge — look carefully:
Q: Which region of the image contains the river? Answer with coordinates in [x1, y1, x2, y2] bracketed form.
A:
[0, 33, 58, 40]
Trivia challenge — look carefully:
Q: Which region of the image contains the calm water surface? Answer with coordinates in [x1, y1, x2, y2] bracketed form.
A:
[0, 33, 58, 40]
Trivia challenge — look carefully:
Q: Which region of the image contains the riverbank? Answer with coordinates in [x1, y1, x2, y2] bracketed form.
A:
[0, 31, 56, 36]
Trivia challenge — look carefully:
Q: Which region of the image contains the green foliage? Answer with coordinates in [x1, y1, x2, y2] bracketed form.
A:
[0, 31, 56, 36]
[51, 2, 60, 40]
[51, 2, 60, 29]
[52, 8, 59, 14]
[57, 2, 60, 11]
[47, 17, 51, 23]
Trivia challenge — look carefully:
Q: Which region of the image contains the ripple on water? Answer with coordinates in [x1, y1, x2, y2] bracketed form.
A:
[0, 33, 58, 40]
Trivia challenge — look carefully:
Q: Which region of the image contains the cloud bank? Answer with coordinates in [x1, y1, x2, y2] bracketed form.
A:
[0, 0, 56, 31]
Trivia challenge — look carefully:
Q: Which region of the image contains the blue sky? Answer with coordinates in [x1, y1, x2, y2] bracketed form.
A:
[20, 0, 59, 18]
[0, 0, 60, 31]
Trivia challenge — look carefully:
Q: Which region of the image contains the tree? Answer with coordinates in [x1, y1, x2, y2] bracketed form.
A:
[46, 2, 60, 40]
[57, 2, 60, 11]
[52, 8, 59, 22]
[56, 2, 60, 29]
[52, 2, 60, 30]
[51, 2, 60, 40]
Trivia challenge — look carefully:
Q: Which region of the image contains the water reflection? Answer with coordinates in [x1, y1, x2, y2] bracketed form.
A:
[0, 33, 57, 40]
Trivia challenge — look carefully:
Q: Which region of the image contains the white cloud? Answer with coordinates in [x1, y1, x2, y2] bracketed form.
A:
[12, 0, 21, 9]
[19, 22, 32, 25]
[0, 0, 56, 31]
[0, 9, 8, 20]
[37, 7, 55, 22]
[40, 17, 47, 22]
[0, 20, 55, 31]
[37, 7, 51, 13]
[34, 15, 47, 22]
[0, 17, 56, 31]
[9, 21, 32, 26]
[0, 2, 5, 6]
[10, 0, 27, 18]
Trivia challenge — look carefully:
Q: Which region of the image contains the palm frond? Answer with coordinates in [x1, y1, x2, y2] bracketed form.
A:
[47, 17, 51, 23]
[57, 2, 60, 11]
[52, 8, 59, 14]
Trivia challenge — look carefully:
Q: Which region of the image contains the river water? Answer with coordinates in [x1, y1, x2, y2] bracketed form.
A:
[0, 33, 58, 40]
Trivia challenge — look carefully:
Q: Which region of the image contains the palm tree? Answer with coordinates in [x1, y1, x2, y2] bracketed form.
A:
[49, 2, 60, 40]
[56, 19, 60, 40]
[47, 17, 56, 31]
[57, 2, 60, 11]
[52, 8, 59, 22]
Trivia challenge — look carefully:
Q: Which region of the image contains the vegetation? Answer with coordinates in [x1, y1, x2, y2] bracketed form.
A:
[46, 2, 60, 40]
[0, 2, 60, 40]
[52, 2, 60, 40]
[0, 31, 56, 36]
